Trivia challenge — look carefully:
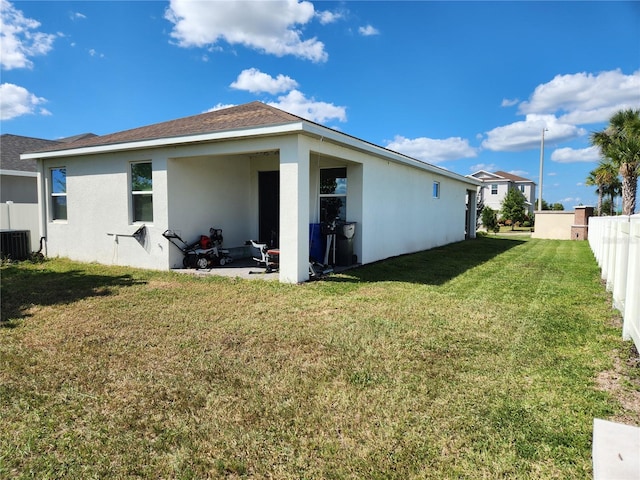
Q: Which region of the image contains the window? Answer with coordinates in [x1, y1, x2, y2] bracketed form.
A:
[51, 167, 67, 220]
[319, 167, 347, 222]
[433, 181, 440, 199]
[491, 184, 498, 195]
[131, 162, 153, 222]
[519, 184, 525, 193]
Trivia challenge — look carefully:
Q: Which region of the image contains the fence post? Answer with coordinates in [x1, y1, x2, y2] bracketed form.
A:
[606, 218, 619, 292]
[601, 218, 613, 284]
[613, 217, 630, 312]
[622, 215, 640, 345]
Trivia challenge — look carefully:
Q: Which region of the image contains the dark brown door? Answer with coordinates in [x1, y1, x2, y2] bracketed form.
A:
[258, 171, 279, 247]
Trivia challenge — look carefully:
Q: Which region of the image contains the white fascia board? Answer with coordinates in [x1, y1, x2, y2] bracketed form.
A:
[301, 123, 481, 187]
[19, 119, 480, 187]
[468, 170, 499, 180]
[20, 122, 306, 161]
[0, 169, 37, 177]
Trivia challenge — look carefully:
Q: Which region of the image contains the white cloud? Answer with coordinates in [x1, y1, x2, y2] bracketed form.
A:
[230, 68, 298, 94]
[358, 25, 379, 36]
[268, 90, 346, 124]
[501, 98, 519, 107]
[509, 170, 529, 177]
[165, 0, 328, 62]
[88, 48, 105, 58]
[386, 135, 477, 164]
[519, 69, 640, 125]
[0, 83, 48, 120]
[548, 172, 557, 176]
[482, 114, 585, 152]
[550, 145, 601, 163]
[71, 12, 86, 20]
[0, 0, 57, 70]
[316, 9, 343, 24]
[205, 103, 236, 113]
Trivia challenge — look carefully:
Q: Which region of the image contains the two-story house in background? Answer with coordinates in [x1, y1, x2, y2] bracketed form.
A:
[468, 170, 537, 217]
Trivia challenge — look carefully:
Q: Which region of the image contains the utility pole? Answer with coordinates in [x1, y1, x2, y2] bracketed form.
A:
[537, 128, 547, 211]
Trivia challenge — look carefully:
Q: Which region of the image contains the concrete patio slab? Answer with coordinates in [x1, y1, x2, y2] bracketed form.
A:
[592, 418, 640, 479]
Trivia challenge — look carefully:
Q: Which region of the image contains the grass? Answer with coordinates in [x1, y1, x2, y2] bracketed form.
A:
[1, 236, 636, 479]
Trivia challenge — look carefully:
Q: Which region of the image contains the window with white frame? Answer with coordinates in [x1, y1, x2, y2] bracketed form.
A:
[519, 184, 525, 193]
[131, 162, 153, 223]
[433, 181, 440, 199]
[319, 167, 347, 223]
[51, 167, 67, 220]
[491, 184, 498, 195]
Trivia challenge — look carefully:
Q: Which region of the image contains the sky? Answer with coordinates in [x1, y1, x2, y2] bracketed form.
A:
[2, 0, 639, 209]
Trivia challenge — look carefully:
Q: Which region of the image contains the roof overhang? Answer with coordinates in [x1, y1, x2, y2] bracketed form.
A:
[21, 122, 306, 160]
[22, 120, 481, 187]
[0, 169, 37, 177]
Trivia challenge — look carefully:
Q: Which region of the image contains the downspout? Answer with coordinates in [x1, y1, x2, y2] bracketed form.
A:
[36, 158, 48, 256]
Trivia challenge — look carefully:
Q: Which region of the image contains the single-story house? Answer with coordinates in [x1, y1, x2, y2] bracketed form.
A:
[22, 101, 480, 283]
[468, 170, 537, 216]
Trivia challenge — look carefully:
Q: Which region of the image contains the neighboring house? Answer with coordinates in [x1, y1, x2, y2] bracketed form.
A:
[23, 101, 481, 283]
[1, 134, 63, 253]
[1, 133, 98, 203]
[468, 170, 537, 217]
[1, 134, 59, 204]
[1, 134, 96, 252]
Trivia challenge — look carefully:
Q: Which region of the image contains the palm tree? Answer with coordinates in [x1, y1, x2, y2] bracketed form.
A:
[586, 160, 621, 215]
[590, 109, 640, 215]
[586, 168, 605, 215]
[603, 171, 622, 215]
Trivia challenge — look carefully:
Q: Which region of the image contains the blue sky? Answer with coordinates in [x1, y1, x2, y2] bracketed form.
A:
[2, 0, 639, 209]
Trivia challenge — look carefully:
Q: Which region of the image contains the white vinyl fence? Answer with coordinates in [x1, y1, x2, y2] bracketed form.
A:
[588, 214, 640, 351]
[0, 202, 40, 252]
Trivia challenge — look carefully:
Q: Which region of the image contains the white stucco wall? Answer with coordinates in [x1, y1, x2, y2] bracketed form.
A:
[360, 157, 467, 264]
[39, 149, 170, 269]
[304, 136, 468, 266]
[166, 154, 254, 268]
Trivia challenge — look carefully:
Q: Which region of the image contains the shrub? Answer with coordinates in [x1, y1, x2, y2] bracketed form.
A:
[480, 206, 499, 234]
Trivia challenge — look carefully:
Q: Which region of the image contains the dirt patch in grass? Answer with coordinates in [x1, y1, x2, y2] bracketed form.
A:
[596, 345, 640, 425]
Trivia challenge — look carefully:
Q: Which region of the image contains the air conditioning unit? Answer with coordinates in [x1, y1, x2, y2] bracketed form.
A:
[0, 230, 31, 260]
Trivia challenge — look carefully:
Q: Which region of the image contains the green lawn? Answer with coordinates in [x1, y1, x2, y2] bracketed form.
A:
[1, 237, 636, 479]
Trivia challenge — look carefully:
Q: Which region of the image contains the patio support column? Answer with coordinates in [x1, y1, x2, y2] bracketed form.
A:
[279, 135, 310, 283]
[467, 189, 477, 239]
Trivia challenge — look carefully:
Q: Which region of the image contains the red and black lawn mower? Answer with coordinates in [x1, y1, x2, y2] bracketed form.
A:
[163, 227, 233, 269]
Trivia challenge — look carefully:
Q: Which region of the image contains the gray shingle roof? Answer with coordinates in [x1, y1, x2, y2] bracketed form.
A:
[31, 102, 302, 154]
[2, 133, 99, 171]
[494, 170, 533, 182]
[1, 134, 62, 172]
